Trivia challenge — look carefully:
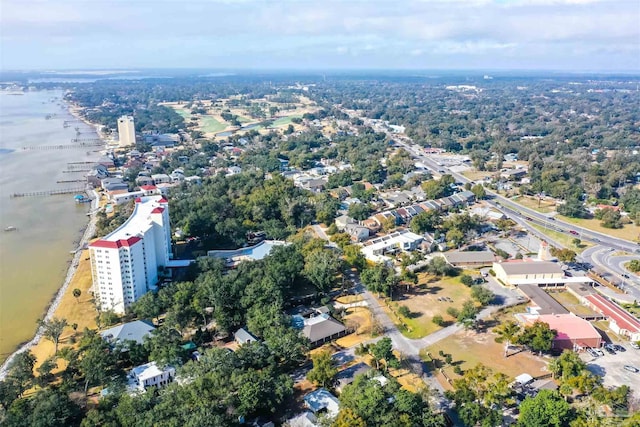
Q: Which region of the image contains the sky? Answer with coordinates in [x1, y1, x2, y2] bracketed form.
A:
[1, 0, 639, 72]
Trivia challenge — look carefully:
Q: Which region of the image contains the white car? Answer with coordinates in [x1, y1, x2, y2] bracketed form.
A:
[631, 342, 640, 350]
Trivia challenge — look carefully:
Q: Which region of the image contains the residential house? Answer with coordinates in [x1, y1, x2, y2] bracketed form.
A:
[151, 174, 171, 185]
[303, 388, 340, 418]
[344, 223, 370, 242]
[101, 178, 128, 192]
[128, 362, 175, 392]
[234, 327, 258, 345]
[335, 215, 356, 231]
[101, 320, 156, 348]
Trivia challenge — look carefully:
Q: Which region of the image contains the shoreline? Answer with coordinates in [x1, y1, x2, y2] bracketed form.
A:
[0, 99, 104, 379]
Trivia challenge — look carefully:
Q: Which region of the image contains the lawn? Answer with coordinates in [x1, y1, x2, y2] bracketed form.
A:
[30, 249, 97, 371]
[510, 195, 557, 214]
[335, 306, 375, 348]
[556, 215, 640, 242]
[530, 223, 593, 253]
[381, 273, 476, 339]
[423, 328, 549, 389]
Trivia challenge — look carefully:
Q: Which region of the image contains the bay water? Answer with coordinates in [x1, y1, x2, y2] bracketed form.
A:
[0, 90, 100, 362]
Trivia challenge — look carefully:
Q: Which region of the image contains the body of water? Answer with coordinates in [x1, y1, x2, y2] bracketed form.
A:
[0, 90, 101, 362]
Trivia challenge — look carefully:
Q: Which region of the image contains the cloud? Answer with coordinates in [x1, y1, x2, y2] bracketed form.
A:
[0, 0, 638, 70]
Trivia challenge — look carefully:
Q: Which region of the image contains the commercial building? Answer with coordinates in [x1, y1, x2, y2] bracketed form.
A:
[522, 313, 602, 351]
[89, 195, 172, 314]
[493, 260, 565, 287]
[117, 115, 136, 147]
[442, 251, 496, 267]
[584, 294, 640, 342]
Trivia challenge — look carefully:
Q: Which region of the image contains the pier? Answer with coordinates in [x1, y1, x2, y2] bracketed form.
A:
[22, 141, 103, 150]
[70, 138, 102, 144]
[10, 188, 86, 198]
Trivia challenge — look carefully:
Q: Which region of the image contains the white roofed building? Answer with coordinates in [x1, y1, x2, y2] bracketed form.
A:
[89, 195, 172, 314]
[128, 362, 175, 392]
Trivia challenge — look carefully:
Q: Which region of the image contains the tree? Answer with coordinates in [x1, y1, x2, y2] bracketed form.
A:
[334, 408, 366, 427]
[303, 248, 341, 293]
[40, 317, 68, 354]
[425, 257, 459, 277]
[572, 238, 581, 248]
[307, 350, 338, 388]
[471, 184, 486, 200]
[517, 390, 574, 427]
[446, 228, 465, 248]
[410, 210, 442, 234]
[457, 300, 478, 329]
[518, 321, 556, 354]
[131, 291, 162, 324]
[460, 274, 474, 287]
[370, 337, 399, 371]
[6, 351, 36, 397]
[557, 198, 589, 219]
[471, 286, 495, 306]
[548, 350, 586, 381]
[493, 320, 521, 357]
[78, 331, 118, 395]
[73, 288, 81, 303]
[627, 259, 640, 273]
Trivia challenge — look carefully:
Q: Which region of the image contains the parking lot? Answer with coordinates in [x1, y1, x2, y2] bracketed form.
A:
[581, 344, 640, 399]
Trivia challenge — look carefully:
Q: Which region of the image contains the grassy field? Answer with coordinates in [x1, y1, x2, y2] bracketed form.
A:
[382, 273, 476, 339]
[30, 249, 97, 370]
[461, 170, 493, 181]
[530, 223, 593, 253]
[272, 115, 302, 127]
[423, 329, 549, 387]
[510, 195, 557, 214]
[557, 215, 640, 242]
[546, 290, 600, 317]
[199, 116, 226, 133]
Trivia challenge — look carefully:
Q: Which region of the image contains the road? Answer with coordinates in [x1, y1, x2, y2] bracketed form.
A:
[390, 138, 640, 296]
[583, 246, 640, 300]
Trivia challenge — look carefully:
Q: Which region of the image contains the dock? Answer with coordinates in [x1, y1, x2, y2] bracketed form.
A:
[10, 188, 86, 198]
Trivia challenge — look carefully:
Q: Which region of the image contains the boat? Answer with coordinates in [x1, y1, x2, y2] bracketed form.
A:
[74, 194, 91, 204]
[4, 226, 17, 232]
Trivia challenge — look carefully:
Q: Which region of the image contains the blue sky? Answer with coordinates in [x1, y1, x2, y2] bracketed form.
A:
[1, 0, 639, 71]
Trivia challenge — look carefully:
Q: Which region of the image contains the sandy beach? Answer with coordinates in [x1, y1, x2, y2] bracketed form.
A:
[0, 102, 105, 379]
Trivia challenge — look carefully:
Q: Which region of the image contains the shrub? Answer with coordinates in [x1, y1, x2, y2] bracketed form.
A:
[446, 307, 460, 318]
[398, 305, 411, 318]
[453, 366, 463, 375]
[432, 315, 445, 326]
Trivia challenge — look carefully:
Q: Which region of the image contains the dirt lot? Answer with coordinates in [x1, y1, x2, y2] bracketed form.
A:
[425, 328, 550, 390]
[384, 273, 476, 339]
[30, 249, 97, 371]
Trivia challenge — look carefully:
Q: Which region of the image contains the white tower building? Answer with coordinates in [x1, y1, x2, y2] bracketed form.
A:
[117, 115, 136, 147]
[89, 195, 172, 314]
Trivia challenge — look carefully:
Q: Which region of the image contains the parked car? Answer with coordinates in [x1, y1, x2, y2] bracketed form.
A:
[604, 344, 616, 355]
[624, 365, 639, 373]
[586, 348, 599, 358]
[613, 344, 626, 352]
[630, 342, 640, 350]
[595, 348, 605, 357]
[623, 274, 630, 279]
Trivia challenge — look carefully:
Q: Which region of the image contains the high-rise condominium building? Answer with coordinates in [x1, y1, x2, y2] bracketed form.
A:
[89, 195, 172, 314]
[117, 115, 136, 147]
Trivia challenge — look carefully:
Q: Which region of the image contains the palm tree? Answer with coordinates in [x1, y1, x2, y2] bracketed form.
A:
[493, 320, 521, 358]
